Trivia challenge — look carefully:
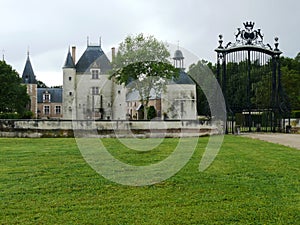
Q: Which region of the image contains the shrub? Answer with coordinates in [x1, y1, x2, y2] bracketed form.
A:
[147, 106, 157, 120]
[291, 110, 300, 118]
[0, 112, 20, 119]
[21, 111, 33, 119]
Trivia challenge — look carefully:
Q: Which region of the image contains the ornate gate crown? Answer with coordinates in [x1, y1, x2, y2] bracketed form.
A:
[217, 21, 280, 52]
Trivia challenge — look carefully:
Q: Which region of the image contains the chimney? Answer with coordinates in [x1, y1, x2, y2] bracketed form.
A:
[71, 46, 76, 64]
[111, 47, 116, 62]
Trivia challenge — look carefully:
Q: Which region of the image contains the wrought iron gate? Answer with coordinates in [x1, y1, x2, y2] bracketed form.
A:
[215, 22, 290, 133]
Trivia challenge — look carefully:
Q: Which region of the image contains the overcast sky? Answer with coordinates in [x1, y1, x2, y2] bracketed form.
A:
[1, 0, 299, 86]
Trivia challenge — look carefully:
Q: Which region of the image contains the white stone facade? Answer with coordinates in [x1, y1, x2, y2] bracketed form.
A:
[62, 44, 126, 120]
[162, 84, 197, 120]
[62, 44, 197, 121]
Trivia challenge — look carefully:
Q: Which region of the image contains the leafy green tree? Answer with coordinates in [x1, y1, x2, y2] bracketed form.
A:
[281, 54, 300, 110]
[188, 59, 224, 117]
[0, 60, 30, 117]
[188, 60, 212, 116]
[51, 85, 62, 88]
[147, 105, 157, 120]
[190, 52, 300, 119]
[110, 33, 179, 119]
[37, 80, 48, 88]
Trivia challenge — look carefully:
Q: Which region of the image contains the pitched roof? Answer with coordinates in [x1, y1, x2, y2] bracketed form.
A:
[75, 45, 112, 73]
[37, 88, 63, 103]
[22, 55, 37, 84]
[171, 70, 195, 85]
[63, 50, 75, 68]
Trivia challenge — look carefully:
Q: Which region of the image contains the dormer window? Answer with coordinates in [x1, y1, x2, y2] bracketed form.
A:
[91, 69, 100, 79]
[43, 91, 51, 103]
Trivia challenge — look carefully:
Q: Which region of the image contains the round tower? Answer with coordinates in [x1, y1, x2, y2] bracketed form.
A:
[62, 47, 76, 119]
[21, 51, 37, 118]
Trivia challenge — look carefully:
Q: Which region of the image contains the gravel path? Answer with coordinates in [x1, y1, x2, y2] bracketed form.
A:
[241, 133, 300, 150]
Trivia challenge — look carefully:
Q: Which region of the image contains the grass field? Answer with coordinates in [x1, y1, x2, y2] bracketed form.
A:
[0, 136, 299, 224]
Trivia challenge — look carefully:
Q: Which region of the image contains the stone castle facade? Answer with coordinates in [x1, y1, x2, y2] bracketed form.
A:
[22, 40, 197, 120]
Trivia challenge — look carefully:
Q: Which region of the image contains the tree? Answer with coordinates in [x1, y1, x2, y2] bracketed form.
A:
[0, 60, 30, 118]
[188, 60, 216, 116]
[281, 54, 300, 110]
[51, 85, 62, 88]
[110, 33, 179, 119]
[37, 80, 48, 88]
[147, 105, 157, 120]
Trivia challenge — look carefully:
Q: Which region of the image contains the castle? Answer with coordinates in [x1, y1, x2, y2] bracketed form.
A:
[21, 40, 197, 120]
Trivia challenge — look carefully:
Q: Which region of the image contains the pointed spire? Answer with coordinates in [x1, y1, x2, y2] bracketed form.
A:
[22, 51, 37, 84]
[63, 47, 75, 68]
[2, 49, 4, 61]
[99, 36, 102, 47]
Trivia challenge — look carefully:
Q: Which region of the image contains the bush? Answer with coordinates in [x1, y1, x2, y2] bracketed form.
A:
[147, 106, 157, 120]
[0, 112, 20, 119]
[291, 110, 300, 118]
[21, 111, 33, 119]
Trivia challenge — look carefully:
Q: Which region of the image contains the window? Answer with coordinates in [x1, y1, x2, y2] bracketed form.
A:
[118, 90, 121, 94]
[55, 106, 61, 114]
[92, 87, 99, 95]
[91, 70, 99, 79]
[69, 92, 72, 96]
[43, 93, 51, 102]
[44, 106, 50, 115]
[100, 95, 103, 108]
[69, 77, 72, 81]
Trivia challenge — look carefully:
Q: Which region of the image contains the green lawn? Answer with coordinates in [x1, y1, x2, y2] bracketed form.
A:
[0, 136, 299, 224]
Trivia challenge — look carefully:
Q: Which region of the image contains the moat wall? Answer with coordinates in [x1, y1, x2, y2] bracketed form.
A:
[0, 119, 219, 138]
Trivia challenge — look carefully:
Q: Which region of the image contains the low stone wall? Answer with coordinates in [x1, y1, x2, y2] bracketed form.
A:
[0, 119, 218, 138]
[283, 119, 300, 134]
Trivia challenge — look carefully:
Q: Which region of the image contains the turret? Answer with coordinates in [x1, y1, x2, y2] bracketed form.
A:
[173, 49, 185, 70]
[22, 52, 37, 84]
[62, 47, 76, 119]
[21, 51, 37, 117]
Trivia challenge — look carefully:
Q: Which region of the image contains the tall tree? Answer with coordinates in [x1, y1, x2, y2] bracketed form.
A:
[110, 33, 179, 119]
[281, 54, 300, 110]
[0, 60, 30, 117]
[188, 60, 214, 116]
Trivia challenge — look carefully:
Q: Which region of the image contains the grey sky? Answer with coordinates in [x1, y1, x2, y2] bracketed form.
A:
[1, 0, 299, 86]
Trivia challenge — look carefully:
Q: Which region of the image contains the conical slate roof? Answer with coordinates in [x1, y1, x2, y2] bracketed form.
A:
[22, 55, 37, 84]
[63, 49, 75, 68]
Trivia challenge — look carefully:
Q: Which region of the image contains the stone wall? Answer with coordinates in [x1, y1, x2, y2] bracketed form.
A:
[0, 119, 218, 138]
